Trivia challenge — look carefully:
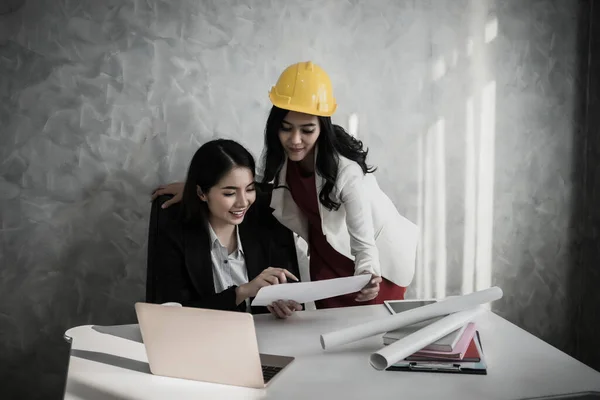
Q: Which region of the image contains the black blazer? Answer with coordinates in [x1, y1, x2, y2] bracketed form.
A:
[146, 189, 300, 314]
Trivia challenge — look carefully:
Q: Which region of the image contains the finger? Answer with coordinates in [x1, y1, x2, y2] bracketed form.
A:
[355, 294, 375, 302]
[362, 279, 381, 290]
[269, 304, 285, 319]
[283, 269, 299, 282]
[361, 283, 380, 293]
[356, 289, 379, 301]
[268, 267, 283, 274]
[356, 291, 368, 299]
[267, 305, 278, 318]
[161, 198, 176, 209]
[277, 301, 293, 317]
[360, 288, 379, 297]
[271, 302, 287, 319]
[151, 189, 166, 201]
[362, 283, 375, 290]
[361, 284, 380, 295]
[278, 301, 293, 317]
[264, 275, 279, 285]
[277, 271, 287, 283]
[265, 269, 285, 282]
[289, 301, 303, 311]
[370, 276, 383, 285]
[356, 288, 379, 300]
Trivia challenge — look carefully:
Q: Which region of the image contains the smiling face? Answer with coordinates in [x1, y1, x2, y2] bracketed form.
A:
[277, 111, 321, 162]
[198, 166, 256, 226]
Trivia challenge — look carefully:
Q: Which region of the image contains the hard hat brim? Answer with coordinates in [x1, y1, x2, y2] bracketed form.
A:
[269, 91, 337, 117]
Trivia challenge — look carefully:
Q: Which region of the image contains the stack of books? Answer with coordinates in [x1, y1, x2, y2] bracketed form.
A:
[384, 318, 487, 374]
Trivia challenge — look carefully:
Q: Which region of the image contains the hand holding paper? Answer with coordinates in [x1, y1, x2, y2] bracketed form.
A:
[240, 267, 299, 300]
[251, 275, 371, 307]
[356, 274, 382, 302]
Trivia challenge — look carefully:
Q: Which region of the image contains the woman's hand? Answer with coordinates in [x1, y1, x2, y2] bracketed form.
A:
[151, 182, 185, 209]
[268, 300, 303, 319]
[355, 273, 382, 302]
[235, 267, 299, 304]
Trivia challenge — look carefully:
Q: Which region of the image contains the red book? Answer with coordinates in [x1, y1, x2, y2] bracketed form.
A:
[405, 333, 481, 362]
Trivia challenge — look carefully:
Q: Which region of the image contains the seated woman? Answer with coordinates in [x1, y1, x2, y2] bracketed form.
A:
[148, 138, 302, 318]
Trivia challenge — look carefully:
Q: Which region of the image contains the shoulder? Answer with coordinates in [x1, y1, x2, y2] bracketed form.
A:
[150, 195, 186, 236]
[153, 195, 182, 220]
[337, 155, 364, 175]
[335, 155, 366, 187]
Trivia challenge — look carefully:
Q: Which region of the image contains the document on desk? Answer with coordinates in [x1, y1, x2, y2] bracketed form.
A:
[369, 306, 485, 370]
[251, 274, 371, 307]
[320, 286, 503, 349]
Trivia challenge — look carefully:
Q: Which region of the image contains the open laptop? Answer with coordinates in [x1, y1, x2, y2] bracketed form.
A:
[134, 302, 294, 389]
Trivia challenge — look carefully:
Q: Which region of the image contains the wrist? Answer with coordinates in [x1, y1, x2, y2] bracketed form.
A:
[235, 284, 249, 305]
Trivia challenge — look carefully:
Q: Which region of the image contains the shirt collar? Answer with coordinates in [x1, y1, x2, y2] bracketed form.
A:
[207, 223, 244, 257]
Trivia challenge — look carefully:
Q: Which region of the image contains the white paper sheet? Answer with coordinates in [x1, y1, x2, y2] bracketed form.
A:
[250, 274, 371, 307]
[320, 286, 503, 349]
[369, 306, 485, 370]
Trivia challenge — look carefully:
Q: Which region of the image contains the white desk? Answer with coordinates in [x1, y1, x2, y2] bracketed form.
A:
[64, 305, 600, 400]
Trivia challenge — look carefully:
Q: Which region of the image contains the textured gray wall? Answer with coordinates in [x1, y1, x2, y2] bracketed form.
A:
[1, 0, 598, 398]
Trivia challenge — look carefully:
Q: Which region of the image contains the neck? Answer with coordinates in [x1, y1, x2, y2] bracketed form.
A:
[298, 148, 315, 173]
[208, 217, 236, 252]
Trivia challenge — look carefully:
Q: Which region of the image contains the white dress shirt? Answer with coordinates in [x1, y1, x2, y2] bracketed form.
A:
[208, 223, 250, 311]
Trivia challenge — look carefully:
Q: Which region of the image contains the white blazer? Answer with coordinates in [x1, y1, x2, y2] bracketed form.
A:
[264, 149, 419, 287]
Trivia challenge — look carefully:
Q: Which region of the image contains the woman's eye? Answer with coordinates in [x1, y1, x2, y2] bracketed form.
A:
[247, 187, 256, 192]
[302, 129, 315, 134]
[223, 193, 235, 197]
[280, 126, 292, 132]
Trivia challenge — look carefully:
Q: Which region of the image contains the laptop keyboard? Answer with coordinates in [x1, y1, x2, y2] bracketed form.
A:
[261, 365, 283, 383]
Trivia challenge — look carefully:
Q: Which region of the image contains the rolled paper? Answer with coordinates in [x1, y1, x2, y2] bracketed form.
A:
[369, 306, 485, 370]
[320, 286, 503, 349]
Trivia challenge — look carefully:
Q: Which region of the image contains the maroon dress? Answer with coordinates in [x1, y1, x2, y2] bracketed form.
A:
[286, 161, 406, 309]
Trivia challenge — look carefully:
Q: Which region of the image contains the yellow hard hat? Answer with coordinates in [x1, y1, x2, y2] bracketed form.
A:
[269, 61, 337, 117]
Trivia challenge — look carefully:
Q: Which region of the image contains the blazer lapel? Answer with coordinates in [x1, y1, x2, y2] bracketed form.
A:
[183, 224, 215, 295]
[269, 157, 290, 222]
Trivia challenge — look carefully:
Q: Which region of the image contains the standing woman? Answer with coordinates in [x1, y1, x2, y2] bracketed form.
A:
[152, 61, 418, 309]
[261, 61, 418, 309]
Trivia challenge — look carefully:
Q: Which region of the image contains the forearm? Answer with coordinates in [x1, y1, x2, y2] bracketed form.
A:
[340, 167, 381, 276]
[235, 284, 249, 305]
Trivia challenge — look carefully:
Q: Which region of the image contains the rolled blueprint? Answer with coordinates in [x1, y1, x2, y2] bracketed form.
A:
[320, 286, 502, 349]
[369, 306, 485, 370]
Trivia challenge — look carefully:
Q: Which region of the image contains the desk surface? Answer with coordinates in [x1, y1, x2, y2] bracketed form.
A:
[64, 304, 600, 400]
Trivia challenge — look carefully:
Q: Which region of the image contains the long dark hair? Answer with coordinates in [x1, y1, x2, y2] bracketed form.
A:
[181, 139, 256, 224]
[261, 106, 376, 211]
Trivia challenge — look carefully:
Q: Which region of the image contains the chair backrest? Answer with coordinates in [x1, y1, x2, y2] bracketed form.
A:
[146, 194, 172, 303]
